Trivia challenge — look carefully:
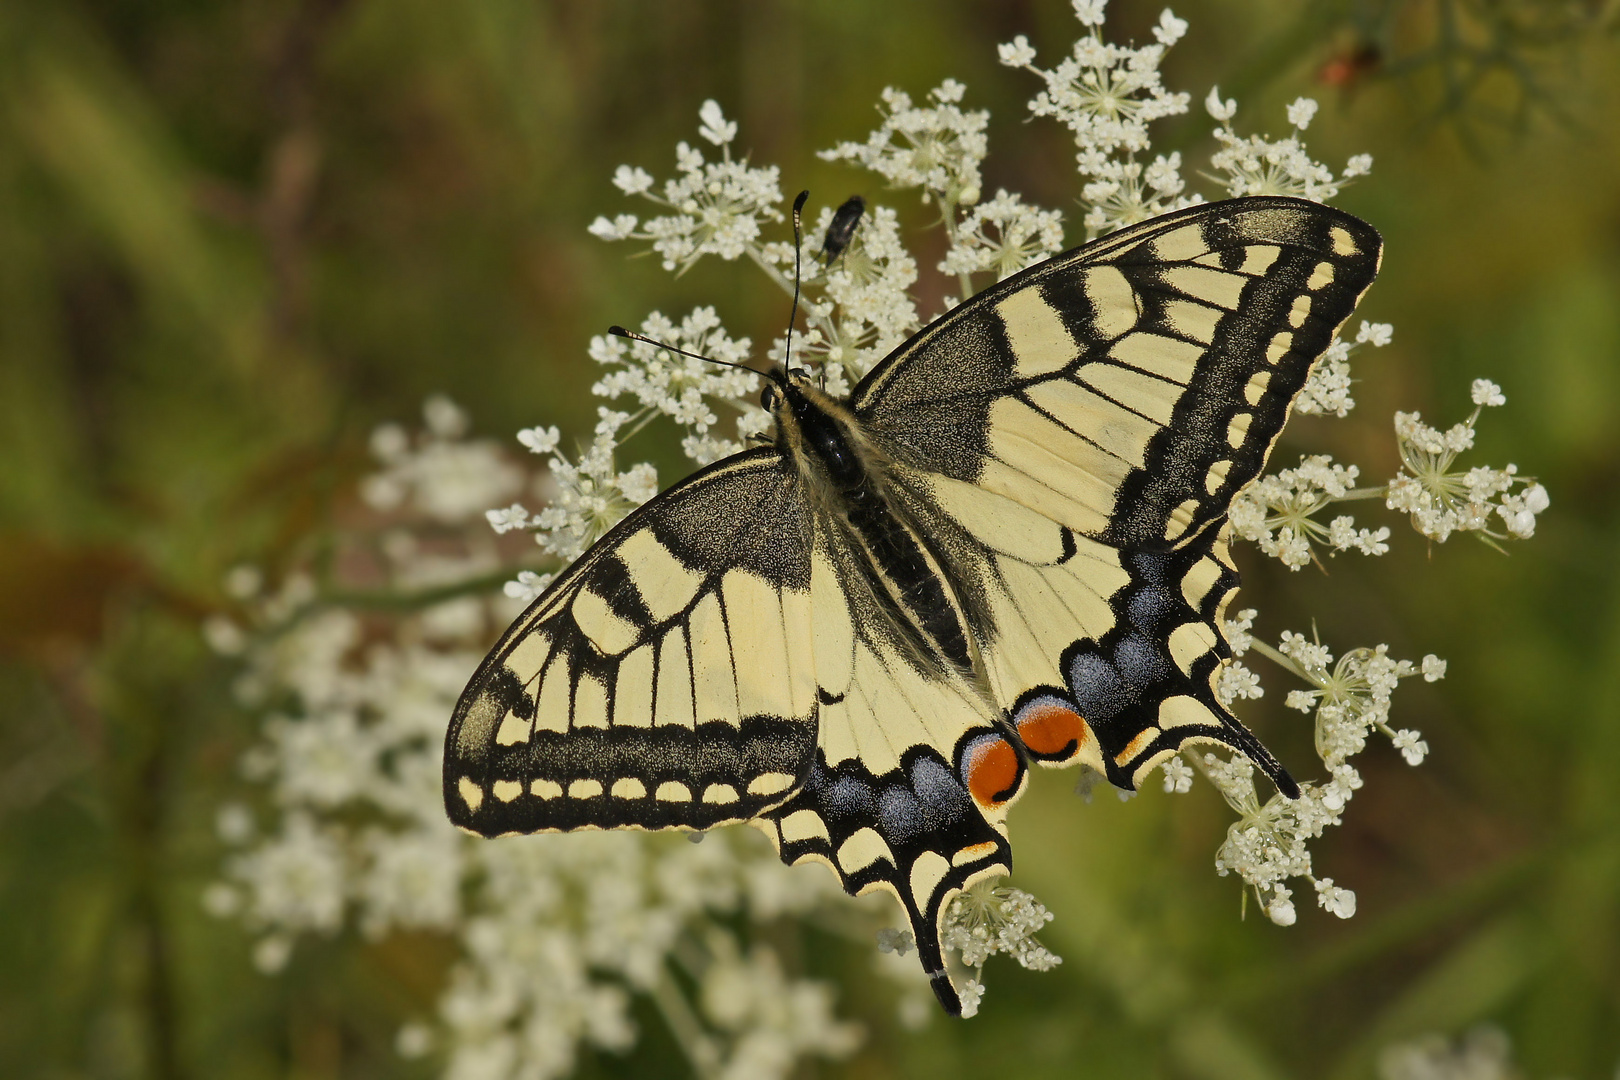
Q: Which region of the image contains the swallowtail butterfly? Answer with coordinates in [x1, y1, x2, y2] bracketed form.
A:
[444, 196, 1382, 1015]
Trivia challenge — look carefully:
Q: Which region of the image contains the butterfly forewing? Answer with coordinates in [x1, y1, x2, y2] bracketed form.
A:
[445, 450, 821, 835]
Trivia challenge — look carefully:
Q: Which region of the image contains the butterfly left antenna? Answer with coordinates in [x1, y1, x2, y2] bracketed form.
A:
[606, 326, 765, 379]
[783, 189, 809, 376]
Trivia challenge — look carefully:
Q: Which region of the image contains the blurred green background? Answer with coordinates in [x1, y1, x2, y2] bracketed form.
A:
[2, 1, 1618, 1077]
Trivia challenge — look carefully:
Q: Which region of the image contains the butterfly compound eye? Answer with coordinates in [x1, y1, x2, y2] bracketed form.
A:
[760, 385, 780, 411]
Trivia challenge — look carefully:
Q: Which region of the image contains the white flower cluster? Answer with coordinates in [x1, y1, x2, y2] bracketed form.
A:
[1195, 744, 1355, 927]
[365, 395, 525, 524]
[936, 882, 1062, 1018]
[999, 5, 1193, 237]
[818, 80, 989, 210]
[1387, 381, 1549, 543]
[486, 407, 659, 572]
[591, 307, 763, 464]
[1230, 454, 1392, 569]
[1296, 319, 1394, 418]
[1378, 1026, 1524, 1080]
[1233, 376, 1546, 568]
[936, 189, 1066, 283]
[208, 406, 864, 1080]
[817, 81, 1069, 299]
[999, 2, 1373, 241]
[1206, 88, 1373, 202]
[589, 100, 784, 273]
[1179, 617, 1447, 924]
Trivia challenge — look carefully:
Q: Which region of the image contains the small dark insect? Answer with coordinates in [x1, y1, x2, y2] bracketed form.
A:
[817, 195, 865, 265]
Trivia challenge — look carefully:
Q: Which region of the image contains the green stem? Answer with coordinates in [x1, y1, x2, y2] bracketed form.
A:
[1245, 637, 1311, 684]
[937, 196, 977, 299]
[744, 245, 839, 361]
[315, 566, 542, 614]
[650, 966, 719, 1080]
[1332, 486, 1388, 503]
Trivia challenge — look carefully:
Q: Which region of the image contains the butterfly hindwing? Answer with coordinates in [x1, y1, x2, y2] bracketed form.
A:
[445, 449, 821, 835]
[758, 520, 1025, 1015]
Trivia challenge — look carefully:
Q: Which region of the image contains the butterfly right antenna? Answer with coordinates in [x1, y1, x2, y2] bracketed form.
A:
[784, 189, 809, 378]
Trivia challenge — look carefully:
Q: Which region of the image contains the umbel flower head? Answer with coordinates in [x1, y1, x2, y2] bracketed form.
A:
[1386, 380, 1549, 543]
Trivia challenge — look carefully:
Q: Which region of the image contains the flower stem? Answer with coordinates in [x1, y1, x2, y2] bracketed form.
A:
[1246, 637, 1309, 683]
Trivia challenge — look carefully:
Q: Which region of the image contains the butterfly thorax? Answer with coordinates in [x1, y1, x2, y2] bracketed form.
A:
[766, 371, 981, 682]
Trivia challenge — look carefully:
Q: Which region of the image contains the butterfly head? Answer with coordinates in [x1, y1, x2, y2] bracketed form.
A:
[758, 366, 835, 427]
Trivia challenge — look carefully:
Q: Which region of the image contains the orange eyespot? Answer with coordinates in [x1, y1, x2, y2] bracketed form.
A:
[962, 735, 1021, 807]
[1015, 699, 1087, 760]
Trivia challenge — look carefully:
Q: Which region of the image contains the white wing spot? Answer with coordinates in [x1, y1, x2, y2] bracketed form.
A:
[1079, 362, 1180, 425]
[1158, 695, 1215, 729]
[1161, 298, 1222, 344]
[613, 644, 655, 728]
[1245, 371, 1272, 405]
[1306, 261, 1336, 290]
[724, 569, 797, 723]
[1110, 331, 1201, 386]
[1164, 498, 1202, 541]
[746, 772, 796, 797]
[701, 783, 739, 805]
[780, 809, 831, 844]
[568, 779, 604, 799]
[1288, 294, 1312, 328]
[654, 781, 692, 802]
[611, 777, 647, 799]
[530, 779, 563, 799]
[655, 629, 696, 729]
[1266, 332, 1294, 365]
[534, 651, 571, 734]
[1239, 244, 1282, 275]
[492, 780, 522, 803]
[836, 828, 894, 874]
[1162, 265, 1247, 309]
[572, 673, 610, 730]
[1146, 223, 1209, 262]
[1168, 622, 1218, 676]
[909, 851, 950, 909]
[1204, 460, 1231, 495]
[495, 710, 531, 746]
[688, 590, 739, 726]
[504, 633, 549, 683]
[1114, 726, 1162, 765]
[458, 777, 483, 812]
[1331, 225, 1357, 256]
[1180, 557, 1224, 610]
[1226, 413, 1251, 448]
[1025, 378, 1158, 470]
